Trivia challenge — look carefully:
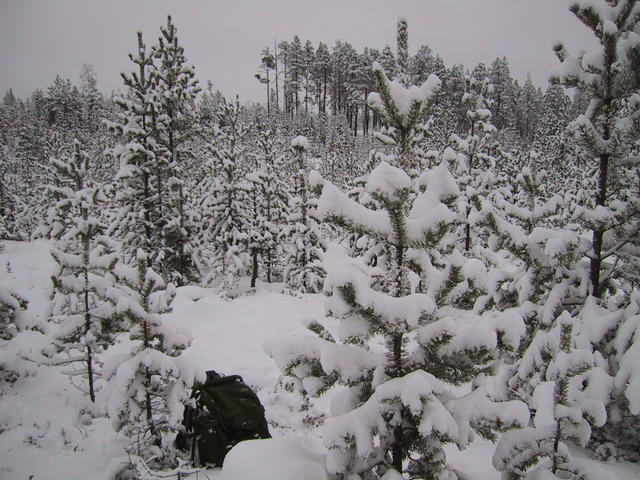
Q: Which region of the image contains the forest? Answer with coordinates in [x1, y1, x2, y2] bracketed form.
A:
[1, 1, 640, 479]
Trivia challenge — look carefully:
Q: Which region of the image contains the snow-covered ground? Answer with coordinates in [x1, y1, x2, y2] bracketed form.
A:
[1, 240, 638, 480]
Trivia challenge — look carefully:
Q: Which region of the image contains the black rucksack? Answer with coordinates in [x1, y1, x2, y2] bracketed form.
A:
[176, 371, 271, 467]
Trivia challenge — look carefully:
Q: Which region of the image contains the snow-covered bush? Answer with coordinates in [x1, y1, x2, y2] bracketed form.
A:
[493, 311, 612, 479]
[0, 285, 27, 340]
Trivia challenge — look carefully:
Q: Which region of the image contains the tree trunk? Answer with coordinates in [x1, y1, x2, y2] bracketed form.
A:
[266, 69, 270, 115]
[590, 153, 609, 298]
[322, 68, 327, 114]
[391, 332, 404, 474]
[274, 39, 279, 111]
[250, 247, 259, 288]
[353, 105, 358, 137]
[266, 248, 272, 283]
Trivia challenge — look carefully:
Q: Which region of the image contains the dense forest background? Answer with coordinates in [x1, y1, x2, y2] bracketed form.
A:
[0, 23, 586, 247]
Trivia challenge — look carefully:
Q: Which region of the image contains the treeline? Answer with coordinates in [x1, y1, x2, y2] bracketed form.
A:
[1, 33, 583, 246]
[258, 34, 582, 142]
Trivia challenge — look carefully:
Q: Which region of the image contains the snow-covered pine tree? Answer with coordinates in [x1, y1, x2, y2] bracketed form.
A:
[200, 97, 251, 290]
[367, 35, 441, 177]
[533, 84, 574, 171]
[267, 54, 529, 479]
[280, 135, 325, 293]
[548, 0, 640, 458]
[447, 74, 499, 253]
[550, 0, 640, 298]
[0, 285, 27, 341]
[104, 249, 203, 466]
[246, 124, 289, 285]
[493, 312, 612, 479]
[48, 140, 121, 403]
[151, 15, 202, 286]
[108, 31, 162, 266]
[473, 160, 589, 404]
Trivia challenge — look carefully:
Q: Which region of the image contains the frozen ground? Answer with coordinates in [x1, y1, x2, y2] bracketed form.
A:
[0, 240, 638, 480]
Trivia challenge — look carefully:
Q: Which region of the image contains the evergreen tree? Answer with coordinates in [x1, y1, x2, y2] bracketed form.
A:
[48, 140, 121, 403]
[493, 312, 611, 479]
[516, 74, 543, 143]
[255, 47, 276, 115]
[108, 31, 162, 265]
[547, 0, 640, 458]
[246, 125, 289, 284]
[367, 62, 440, 176]
[152, 14, 202, 285]
[550, 0, 640, 299]
[447, 74, 499, 252]
[201, 97, 251, 289]
[104, 249, 203, 467]
[268, 51, 528, 479]
[533, 84, 575, 170]
[280, 135, 325, 293]
[489, 57, 517, 130]
[313, 42, 332, 115]
[79, 64, 104, 135]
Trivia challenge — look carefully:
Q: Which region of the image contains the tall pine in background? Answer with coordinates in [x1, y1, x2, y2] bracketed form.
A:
[152, 15, 201, 285]
[108, 31, 162, 267]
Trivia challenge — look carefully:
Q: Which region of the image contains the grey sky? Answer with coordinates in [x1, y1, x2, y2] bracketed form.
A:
[0, 0, 596, 102]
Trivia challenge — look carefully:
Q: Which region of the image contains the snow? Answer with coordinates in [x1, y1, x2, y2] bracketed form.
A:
[366, 161, 412, 202]
[1, 240, 640, 480]
[291, 135, 310, 152]
[367, 62, 440, 129]
[222, 436, 330, 480]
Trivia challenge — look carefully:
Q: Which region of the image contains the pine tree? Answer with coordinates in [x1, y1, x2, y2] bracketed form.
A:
[493, 312, 611, 479]
[267, 44, 529, 478]
[79, 64, 104, 135]
[447, 74, 500, 252]
[280, 135, 325, 293]
[533, 84, 574, 170]
[108, 31, 162, 265]
[548, 2, 640, 457]
[104, 249, 203, 466]
[48, 140, 120, 403]
[516, 74, 543, 142]
[255, 47, 276, 115]
[489, 57, 517, 130]
[367, 62, 440, 176]
[151, 14, 202, 285]
[395, 18, 410, 87]
[201, 97, 251, 289]
[550, 0, 640, 298]
[246, 125, 289, 284]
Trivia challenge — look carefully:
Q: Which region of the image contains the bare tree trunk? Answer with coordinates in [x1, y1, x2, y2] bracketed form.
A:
[274, 38, 279, 111]
[250, 247, 259, 288]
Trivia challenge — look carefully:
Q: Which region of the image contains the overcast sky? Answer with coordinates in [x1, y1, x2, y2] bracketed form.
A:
[0, 0, 597, 102]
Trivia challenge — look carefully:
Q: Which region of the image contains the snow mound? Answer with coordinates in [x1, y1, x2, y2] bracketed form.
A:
[221, 435, 330, 480]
